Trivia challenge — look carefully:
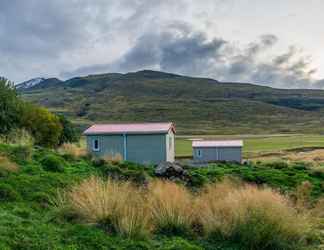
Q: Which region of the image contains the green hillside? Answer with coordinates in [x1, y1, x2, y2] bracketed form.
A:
[21, 70, 324, 134]
[0, 143, 322, 249]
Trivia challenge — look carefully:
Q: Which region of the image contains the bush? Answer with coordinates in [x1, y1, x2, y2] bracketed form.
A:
[0, 155, 19, 173]
[196, 181, 311, 250]
[21, 103, 63, 148]
[57, 115, 80, 145]
[0, 129, 34, 146]
[148, 180, 194, 236]
[40, 155, 67, 172]
[263, 161, 289, 169]
[160, 238, 203, 250]
[10, 145, 32, 163]
[58, 143, 87, 159]
[0, 183, 21, 202]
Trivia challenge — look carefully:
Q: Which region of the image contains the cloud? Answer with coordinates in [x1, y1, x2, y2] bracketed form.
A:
[1, 0, 323, 89]
[64, 24, 324, 89]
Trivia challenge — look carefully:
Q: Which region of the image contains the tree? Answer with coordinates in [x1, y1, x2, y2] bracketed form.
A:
[58, 115, 80, 145]
[0, 78, 22, 134]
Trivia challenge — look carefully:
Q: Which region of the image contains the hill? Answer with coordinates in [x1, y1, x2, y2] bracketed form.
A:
[20, 70, 324, 134]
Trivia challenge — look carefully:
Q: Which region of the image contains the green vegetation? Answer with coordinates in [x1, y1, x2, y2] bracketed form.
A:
[0, 143, 323, 249]
[0, 78, 79, 148]
[176, 134, 324, 157]
[21, 70, 324, 134]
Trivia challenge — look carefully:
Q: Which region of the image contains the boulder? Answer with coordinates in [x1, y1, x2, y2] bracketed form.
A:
[155, 161, 185, 178]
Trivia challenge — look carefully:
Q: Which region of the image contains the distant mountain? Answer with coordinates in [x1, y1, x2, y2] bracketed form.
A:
[17, 78, 62, 90]
[20, 70, 324, 134]
[16, 78, 46, 89]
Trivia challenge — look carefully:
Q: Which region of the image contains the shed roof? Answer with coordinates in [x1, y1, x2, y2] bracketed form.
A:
[83, 122, 175, 135]
[192, 140, 243, 148]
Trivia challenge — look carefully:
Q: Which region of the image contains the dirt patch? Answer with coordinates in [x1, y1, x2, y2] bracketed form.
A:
[287, 149, 324, 162]
[249, 147, 324, 162]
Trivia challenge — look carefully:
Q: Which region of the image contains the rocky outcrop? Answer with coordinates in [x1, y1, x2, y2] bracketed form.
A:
[155, 162, 188, 181]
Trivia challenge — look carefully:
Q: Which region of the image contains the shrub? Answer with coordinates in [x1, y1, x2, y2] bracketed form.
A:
[160, 238, 203, 250]
[311, 198, 324, 218]
[196, 181, 311, 250]
[57, 115, 80, 145]
[0, 155, 19, 173]
[263, 161, 289, 169]
[21, 103, 63, 148]
[62, 176, 150, 238]
[40, 155, 67, 172]
[0, 183, 21, 202]
[294, 181, 313, 209]
[187, 172, 208, 188]
[0, 129, 34, 146]
[148, 180, 194, 236]
[10, 145, 32, 163]
[58, 143, 87, 159]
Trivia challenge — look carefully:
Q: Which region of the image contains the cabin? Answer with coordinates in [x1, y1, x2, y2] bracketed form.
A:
[192, 140, 243, 163]
[83, 123, 175, 164]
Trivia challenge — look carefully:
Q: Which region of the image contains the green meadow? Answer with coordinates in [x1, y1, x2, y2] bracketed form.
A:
[175, 134, 324, 158]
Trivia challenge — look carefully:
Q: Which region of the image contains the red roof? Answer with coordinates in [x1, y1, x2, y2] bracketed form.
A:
[83, 122, 175, 135]
[192, 140, 243, 148]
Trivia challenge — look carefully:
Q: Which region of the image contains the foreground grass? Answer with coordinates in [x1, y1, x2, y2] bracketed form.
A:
[0, 143, 323, 249]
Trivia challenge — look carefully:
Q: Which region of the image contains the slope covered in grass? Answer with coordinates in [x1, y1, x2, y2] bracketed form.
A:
[21, 70, 324, 134]
[0, 143, 323, 249]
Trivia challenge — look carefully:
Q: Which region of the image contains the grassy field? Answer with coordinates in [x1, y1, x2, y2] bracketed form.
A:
[176, 134, 324, 159]
[0, 143, 323, 249]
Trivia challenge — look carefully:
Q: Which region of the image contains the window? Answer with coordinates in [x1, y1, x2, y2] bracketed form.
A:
[197, 149, 202, 158]
[169, 136, 172, 150]
[92, 139, 100, 151]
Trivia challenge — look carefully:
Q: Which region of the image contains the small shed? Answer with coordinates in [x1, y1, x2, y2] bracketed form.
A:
[83, 123, 175, 165]
[192, 140, 243, 163]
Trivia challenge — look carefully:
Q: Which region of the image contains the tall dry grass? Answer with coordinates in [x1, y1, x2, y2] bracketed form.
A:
[62, 176, 150, 238]
[58, 143, 87, 158]
[0, 155, 19, 172]
[102, 153, 123, 163]
[196, 181, 311, 250]
[0, 128, 34, 146]
[59, 177, 313, 247]
[148, 180, 195, 235]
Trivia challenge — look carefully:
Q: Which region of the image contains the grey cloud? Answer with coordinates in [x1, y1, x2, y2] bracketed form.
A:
[1, 0, 323, 89]
[63, 24, 322, 89]
[273, 46, 297, 66]
[62, 23, 227, 78]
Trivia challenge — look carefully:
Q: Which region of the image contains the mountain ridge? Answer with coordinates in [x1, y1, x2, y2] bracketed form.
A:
[20, 70, 324, 134]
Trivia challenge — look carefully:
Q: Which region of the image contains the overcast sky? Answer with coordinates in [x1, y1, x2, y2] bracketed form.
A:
[1, 0, 324, 88]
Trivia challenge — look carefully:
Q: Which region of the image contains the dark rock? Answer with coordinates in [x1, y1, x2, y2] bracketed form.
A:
[155, 162, 186, 178]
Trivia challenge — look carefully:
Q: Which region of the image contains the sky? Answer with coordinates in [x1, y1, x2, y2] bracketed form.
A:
[1, 0, 324, 89]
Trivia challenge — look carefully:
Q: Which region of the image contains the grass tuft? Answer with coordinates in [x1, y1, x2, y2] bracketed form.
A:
[63, 176, 150, 238]
[148, 180, 194, 236]
[196, 181, 311, 250]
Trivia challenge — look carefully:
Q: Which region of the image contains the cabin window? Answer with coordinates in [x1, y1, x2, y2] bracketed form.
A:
[197, 149, 202, 158]
[92, 139, 100, 151]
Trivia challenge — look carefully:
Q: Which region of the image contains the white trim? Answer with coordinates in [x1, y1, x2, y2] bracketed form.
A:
[92, 138, 100, 152]
[216, 147, 219, 161]
[123, 134, 127, 160]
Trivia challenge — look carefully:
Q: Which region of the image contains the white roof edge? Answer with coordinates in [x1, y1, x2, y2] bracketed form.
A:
[83, 122, 175, 135]
[192, 140, 243, 147]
